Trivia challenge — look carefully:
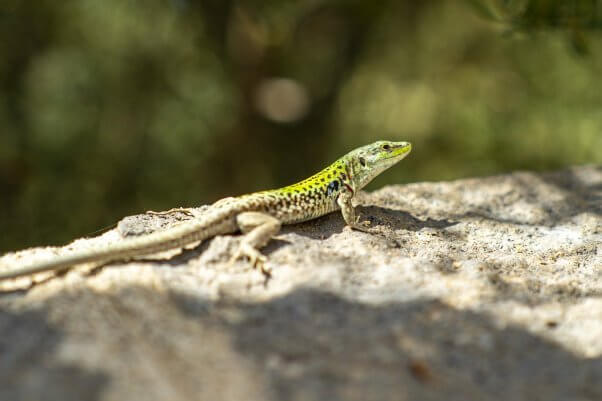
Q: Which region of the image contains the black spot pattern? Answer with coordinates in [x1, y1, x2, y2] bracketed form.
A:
[326, 180, 339, 197]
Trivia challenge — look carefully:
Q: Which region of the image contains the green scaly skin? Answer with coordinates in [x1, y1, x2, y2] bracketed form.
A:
[0, 141, 411, 280]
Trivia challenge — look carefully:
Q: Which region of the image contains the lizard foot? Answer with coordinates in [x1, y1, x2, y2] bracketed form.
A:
[145, 207, 197, 219]
[229, 243, 271, 276]
[348, 216, 374, 233]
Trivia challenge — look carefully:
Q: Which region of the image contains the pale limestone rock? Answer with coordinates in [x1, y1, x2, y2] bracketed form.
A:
[0, 166, 600, 401]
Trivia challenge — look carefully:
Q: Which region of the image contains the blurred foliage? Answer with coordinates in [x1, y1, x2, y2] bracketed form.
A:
[0, 0, 601, 251]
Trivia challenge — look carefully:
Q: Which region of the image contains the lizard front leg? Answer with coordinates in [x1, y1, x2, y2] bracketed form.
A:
[337, 190, 372, 232]
[229, 212, 281, 274]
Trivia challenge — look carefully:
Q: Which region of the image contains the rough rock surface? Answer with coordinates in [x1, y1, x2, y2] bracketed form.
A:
[0, 166, 600, 401]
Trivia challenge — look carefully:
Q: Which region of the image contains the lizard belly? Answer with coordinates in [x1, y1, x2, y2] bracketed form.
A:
[271, 197, 338, 225]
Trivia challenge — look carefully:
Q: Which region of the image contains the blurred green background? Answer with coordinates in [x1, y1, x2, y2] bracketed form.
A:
[0, 0, 601, 252]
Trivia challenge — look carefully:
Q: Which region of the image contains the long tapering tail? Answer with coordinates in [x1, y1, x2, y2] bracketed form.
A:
[0, 211, 236, 280]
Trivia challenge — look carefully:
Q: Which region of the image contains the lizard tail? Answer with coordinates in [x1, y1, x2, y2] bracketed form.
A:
[0, 213, 235, 281]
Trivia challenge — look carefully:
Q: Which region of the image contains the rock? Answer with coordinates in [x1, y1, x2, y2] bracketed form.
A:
[0, 166, 600, 401]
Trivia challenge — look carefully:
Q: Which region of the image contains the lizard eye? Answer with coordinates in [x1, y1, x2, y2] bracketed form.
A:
[382, 144, 390, 150]
[359, 157, 366, 167]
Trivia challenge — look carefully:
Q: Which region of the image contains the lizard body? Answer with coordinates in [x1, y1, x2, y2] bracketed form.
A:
[0, 141, 411, 280]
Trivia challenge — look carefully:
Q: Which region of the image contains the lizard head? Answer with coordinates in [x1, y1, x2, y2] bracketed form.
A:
[347, 140, 412, 189]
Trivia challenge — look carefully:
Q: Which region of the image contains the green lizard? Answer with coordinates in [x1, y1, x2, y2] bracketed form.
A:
[0, 140, 411, 280]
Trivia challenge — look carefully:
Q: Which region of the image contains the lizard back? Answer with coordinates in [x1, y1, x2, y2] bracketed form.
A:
[236, 158, 350, 224]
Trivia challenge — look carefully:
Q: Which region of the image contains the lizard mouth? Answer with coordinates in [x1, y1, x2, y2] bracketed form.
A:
[385, 142, 412, 160]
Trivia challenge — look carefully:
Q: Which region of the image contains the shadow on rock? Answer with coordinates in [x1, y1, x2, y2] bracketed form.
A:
[538, 166, 602, 219]
[4, 284, 601, 401]
[0, 309, 108, 401]
[485, 266, 602, 306]
[173, 288, 602, 401]
[288, 206, 458, 243]
[358, 205, 458, 231]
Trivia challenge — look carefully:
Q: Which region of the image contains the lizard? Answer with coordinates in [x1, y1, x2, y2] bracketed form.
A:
[0, 140, 412, 281]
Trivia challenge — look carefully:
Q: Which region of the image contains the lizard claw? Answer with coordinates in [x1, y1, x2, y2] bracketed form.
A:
[354, 214, 371, 226]
[350, 217, 374, 233]
[229, 243, 270, 275]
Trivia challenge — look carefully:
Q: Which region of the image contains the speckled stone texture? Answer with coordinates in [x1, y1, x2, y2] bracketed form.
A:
[1, 166, 600, 401]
